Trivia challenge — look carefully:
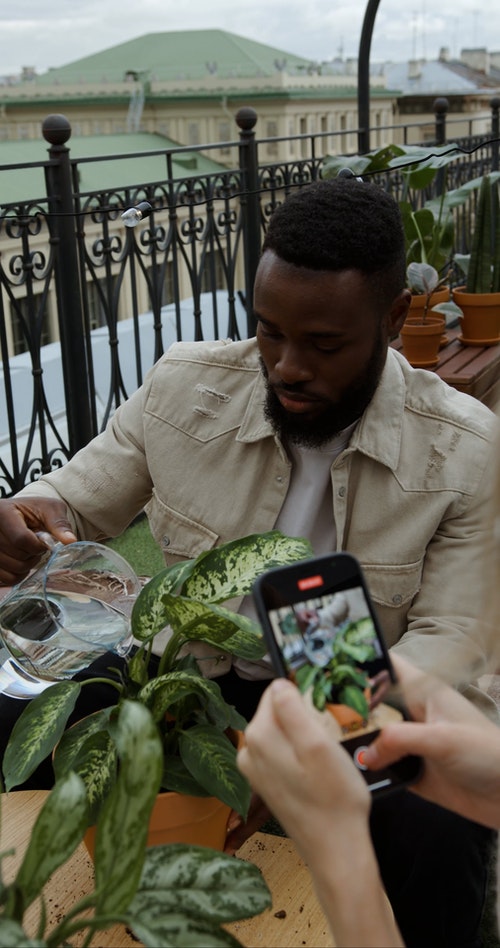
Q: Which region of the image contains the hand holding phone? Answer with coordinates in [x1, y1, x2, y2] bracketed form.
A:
[253, 552, 422, 796]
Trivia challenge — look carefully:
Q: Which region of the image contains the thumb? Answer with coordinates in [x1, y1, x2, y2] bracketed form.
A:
[363, 721, 439, 771]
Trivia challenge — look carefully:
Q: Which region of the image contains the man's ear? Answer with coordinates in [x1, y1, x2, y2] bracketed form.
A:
[386, 289, 411, 338]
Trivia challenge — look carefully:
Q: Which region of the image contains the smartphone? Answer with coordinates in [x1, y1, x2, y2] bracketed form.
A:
[253, 552, 422, 796]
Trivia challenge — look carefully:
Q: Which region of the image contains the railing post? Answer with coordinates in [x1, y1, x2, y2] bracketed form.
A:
[434, 97, 449, 146]
[236, 107, 261, 337]
[42, 114, 94, 453]
[433, 97, 449, 196]
[491, 96, 500, 172]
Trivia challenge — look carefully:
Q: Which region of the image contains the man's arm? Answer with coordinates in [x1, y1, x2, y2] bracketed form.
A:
[0, 376, 155, 582]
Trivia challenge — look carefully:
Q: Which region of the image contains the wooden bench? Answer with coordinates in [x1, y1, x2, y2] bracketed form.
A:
[392, 326, 500, 408]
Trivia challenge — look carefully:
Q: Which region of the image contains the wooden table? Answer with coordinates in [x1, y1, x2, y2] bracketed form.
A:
[1, 790, 333, 948]
[392, 326, 500, 408]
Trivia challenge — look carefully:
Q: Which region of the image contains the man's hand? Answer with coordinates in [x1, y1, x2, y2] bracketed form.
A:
[0, 497, 77, 584]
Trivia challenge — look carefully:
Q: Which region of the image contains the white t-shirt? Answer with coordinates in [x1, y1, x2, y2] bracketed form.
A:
[235, 423, 357, 680]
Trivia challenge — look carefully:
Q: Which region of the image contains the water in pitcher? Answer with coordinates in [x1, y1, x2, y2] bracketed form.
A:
[0, 586, 132, 680]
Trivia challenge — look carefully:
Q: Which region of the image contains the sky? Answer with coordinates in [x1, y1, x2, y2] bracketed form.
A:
[2, 0, 500, 78]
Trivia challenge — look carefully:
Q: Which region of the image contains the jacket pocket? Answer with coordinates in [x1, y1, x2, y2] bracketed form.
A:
[145, 489, 219, 560]
[360, 560, 423, 609]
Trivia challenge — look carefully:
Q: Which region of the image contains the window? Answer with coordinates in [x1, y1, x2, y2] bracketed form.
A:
[266, 121, 279, 157]
[10, 295, 51, 355]
[161, 262, 175, 307]
[201, 250, 225, 292]
[86, 277, 118, 331]
[188, 122, 200, 146]
[218, 121, 231, 156]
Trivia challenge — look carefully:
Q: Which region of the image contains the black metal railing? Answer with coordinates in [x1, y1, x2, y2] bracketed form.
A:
[1, 98, 500, 496]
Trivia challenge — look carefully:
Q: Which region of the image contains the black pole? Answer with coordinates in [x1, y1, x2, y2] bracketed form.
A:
[357, 0, 382, 155]
[43, 114, 94, 453]
[491, 96, 500, 172]
[433, 97, 449, 196]
[236, 107, 261, 337]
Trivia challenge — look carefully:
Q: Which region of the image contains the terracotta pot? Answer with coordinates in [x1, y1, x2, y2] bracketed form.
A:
[452, 286, 500, 346]
[84, 789, 234, 858]
[326, 685, 370, 734]
[326, 702, 367, 733]
[58, 717, 243, 858]
[408, 287, 450, 314]
[408, 290, 448, 347]
[399, 314, 444, 369]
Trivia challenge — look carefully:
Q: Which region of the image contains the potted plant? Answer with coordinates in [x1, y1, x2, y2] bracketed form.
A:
[453, 173, 500, 345]
[400, 262, 462, 368]
[293, 614, 378, 732]
[0, 699, 271, 947]
[2, 530, 313, 851]
[323, 143, 458, 300]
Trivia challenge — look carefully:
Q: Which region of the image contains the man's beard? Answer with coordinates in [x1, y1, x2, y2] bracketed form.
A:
[261, 334, 387, 449]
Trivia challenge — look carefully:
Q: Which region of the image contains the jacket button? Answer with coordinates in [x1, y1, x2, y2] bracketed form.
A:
[276, 475, 284, 484]
[162, 535, 170, 547]
[338, 486, 346, 497]
[392, 594, 402, 605]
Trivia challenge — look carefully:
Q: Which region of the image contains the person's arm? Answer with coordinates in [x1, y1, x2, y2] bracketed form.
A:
[0, 370, 157, 583]
[364, 654, 500, 829]
[237, 679, 403, 947]
[391, 451, 499, 700]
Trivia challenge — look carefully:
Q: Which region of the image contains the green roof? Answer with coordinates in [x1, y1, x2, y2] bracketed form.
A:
[34, 30, 312, 85]
[0, 132, 228, 207]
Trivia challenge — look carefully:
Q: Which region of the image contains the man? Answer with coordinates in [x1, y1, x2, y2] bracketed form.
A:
[0, 178, 497, 946]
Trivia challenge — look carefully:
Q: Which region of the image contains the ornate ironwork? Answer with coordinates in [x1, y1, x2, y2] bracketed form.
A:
[1, 109, 499, 494]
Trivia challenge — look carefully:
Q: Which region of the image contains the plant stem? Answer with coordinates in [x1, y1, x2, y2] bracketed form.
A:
[78, 676, 124, 694]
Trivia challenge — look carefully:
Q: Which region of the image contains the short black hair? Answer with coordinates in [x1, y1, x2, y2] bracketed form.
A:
[262, 178, 406, 307]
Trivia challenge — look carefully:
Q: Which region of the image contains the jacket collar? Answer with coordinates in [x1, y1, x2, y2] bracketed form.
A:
[237, 347, 406, 472]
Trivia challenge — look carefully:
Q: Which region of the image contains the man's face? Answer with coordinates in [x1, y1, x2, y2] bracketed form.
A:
[254, 251, 403, 448]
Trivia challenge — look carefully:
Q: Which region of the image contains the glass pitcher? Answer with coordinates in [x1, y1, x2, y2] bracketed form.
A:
[0, 535, 141, 684]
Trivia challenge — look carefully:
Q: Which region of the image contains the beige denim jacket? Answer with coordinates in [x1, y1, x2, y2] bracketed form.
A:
[19, 339, 499, 713]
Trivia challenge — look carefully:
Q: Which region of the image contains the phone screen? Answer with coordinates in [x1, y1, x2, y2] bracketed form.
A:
[253, 553, 422, 795]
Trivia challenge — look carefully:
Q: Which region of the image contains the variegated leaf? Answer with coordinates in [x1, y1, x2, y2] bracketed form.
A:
[0, 919, 45, 946]
[15, 773, 88, 910]
[181, 531, 313, 603]
[3, 682, 81, 791]
[126, 911, 241, 947]
[138, 670, 211, 721]
[179, 726, 251, 817]
[177, 601, 266, 660]
[53, 707, 113, 777]
[131, 843, 272, 923]
[94, 700, 163, 916]
[161, 754, 212, 796]
[131, 559, 197, 641]
[55, 730, 117, 824]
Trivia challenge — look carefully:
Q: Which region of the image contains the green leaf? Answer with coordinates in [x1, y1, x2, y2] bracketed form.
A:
[131, 559, 198, 641]
[3, 682, 81, 791]
[138, 670, 207, 721]
[55, 728, 117, 824]
[181, 532, 312, 603]
[15, 773, 88, 911]
[338, 684, 370, 718]
[53, 707, 113, 777]
[179, 726, 251, 817]
[161, 755, 212, 796]
[163, 598, 266, 660]
[131, 842, 272, 923]
[94, 700, 163, 916]
[0, 919, 45, 946]
[126, 911, 241, 947]
[406, 262, 439, 295]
